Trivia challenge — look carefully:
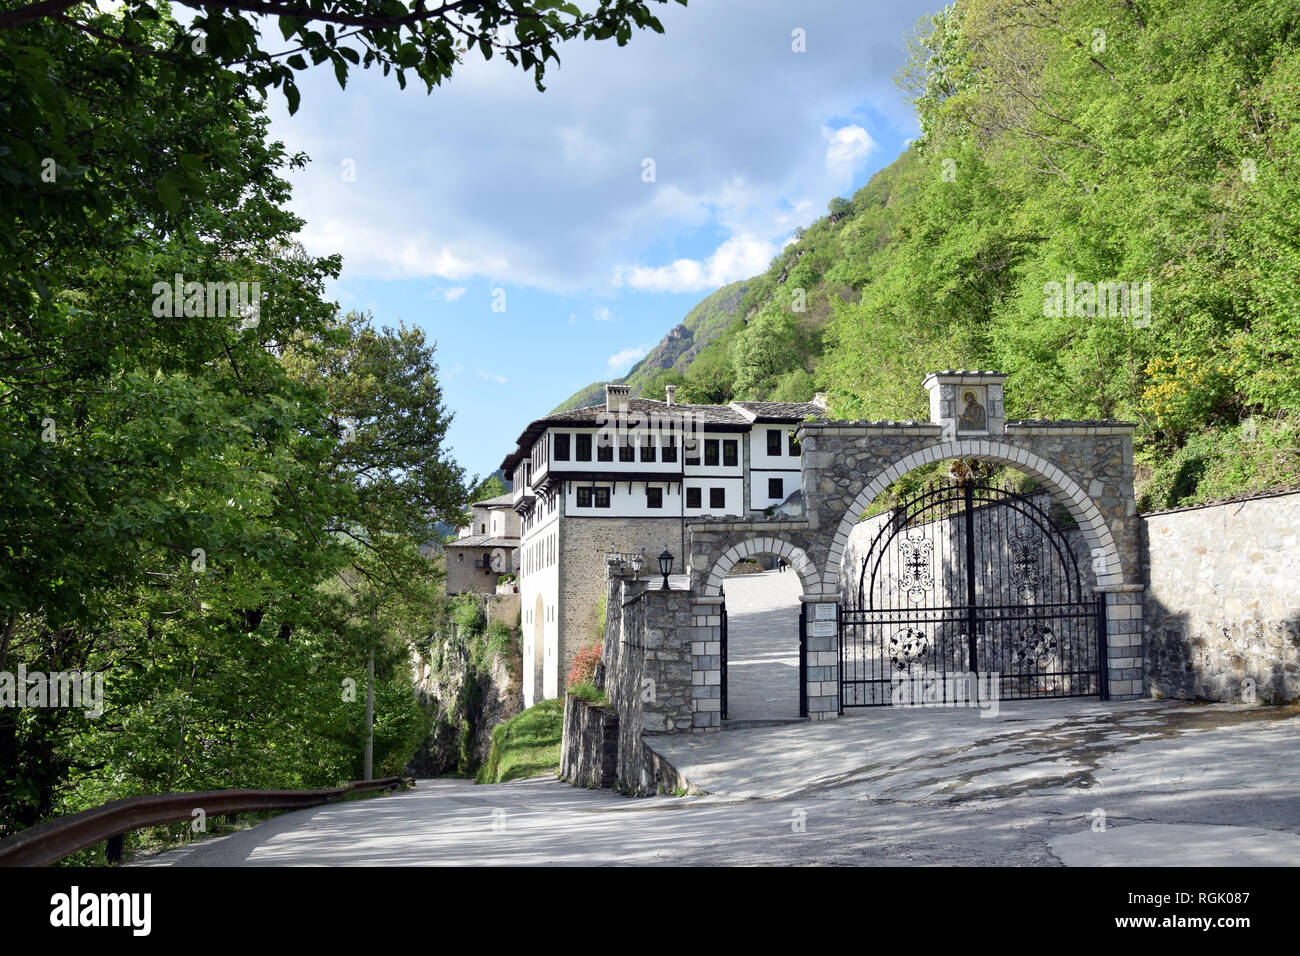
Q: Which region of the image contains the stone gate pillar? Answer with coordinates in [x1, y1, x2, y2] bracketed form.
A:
[689, 596, 724, 729]
[802, 596, 840, 719]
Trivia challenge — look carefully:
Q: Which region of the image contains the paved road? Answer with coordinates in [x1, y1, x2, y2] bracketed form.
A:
[134, 698, 1300, 866]
[722, 569, 802, 721]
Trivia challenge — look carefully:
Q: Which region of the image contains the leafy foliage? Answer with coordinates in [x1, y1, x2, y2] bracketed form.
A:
[0, 7, 469, 837]
[0, 1, 688, 115]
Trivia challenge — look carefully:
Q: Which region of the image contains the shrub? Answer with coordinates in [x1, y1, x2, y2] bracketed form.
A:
[484, 619, 515, 673]
[452, 597, 485, 640]
[565, 641, 603, 690]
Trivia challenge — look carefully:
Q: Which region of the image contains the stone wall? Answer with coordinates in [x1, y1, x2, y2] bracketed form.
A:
[559, 693, 618, 789]
[485, 592, 520, 628]
[559, 514, 685, 682]
[599, 572, 697, 792]
[1142, 491, 1300, 703]
[445, 547, 496, 595]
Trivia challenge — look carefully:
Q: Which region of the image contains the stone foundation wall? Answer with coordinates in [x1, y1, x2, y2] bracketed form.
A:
[559, 694, 618, 789]
[1142, 491, 1300, 703]
[485, 592, 520, 628]
[599, 572, 697, 792]
[445, 548, 495, 595]
[559, 515, 685, 685]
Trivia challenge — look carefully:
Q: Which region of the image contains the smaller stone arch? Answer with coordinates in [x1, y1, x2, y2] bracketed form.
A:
[702, 535, 820, 598]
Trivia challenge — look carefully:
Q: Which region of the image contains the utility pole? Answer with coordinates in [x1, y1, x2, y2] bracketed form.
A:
[364, 603, 375, 781]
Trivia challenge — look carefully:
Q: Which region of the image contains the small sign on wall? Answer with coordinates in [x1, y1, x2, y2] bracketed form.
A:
[814, 604, 837, 621]
[812, 620, 836, 637]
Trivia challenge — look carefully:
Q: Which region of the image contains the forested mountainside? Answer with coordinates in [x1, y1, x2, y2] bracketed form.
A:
[559, 0, 1300, 511]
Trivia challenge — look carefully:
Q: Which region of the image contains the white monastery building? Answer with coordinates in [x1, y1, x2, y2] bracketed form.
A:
[501, 383, 826, 706]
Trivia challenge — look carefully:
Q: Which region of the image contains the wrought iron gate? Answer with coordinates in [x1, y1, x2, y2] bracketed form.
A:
[839, 478, 1107, 709]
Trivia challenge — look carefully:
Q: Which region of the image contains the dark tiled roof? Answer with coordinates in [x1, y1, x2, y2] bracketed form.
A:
[926, 369, 1007, 376]
[729, 401, 824, 421]
[446, 534, 520, 549]
[501, 396, 825, 471]
[470, 493, 514, 508]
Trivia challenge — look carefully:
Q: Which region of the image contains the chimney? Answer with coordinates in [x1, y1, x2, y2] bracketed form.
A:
[665, 384, 677, 406]
[812, 392, 829, 410]
[605, 383, 631, 413]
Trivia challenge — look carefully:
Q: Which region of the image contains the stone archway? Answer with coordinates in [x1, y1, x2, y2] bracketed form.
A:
[821, 440, 1123, 596]
[702, 535, 821, 599]
[699, 535, 818, 723]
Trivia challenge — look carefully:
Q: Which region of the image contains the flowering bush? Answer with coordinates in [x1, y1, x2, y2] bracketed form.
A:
[566, 641, 603, 690]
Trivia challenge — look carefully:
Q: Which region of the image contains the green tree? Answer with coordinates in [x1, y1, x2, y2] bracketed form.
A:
[0, 11, 465, 834]
[638, 367, 687, 401]
[677, 341, 734, 405]
[730, 310, 801, 399]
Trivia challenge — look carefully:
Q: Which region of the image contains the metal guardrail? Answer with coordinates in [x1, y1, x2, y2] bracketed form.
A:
[0, 776, 414, 867]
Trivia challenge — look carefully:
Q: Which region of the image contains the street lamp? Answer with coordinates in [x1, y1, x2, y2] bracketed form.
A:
[658, 550, 673, 590]
[630, 553, 643, 581]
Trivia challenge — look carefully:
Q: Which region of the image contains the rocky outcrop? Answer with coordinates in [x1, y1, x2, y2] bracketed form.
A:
[406, 602, 523, 777]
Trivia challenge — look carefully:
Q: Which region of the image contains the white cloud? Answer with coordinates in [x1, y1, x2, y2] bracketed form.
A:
[477, 371, 508, 384]
[442, 286, 468, 302]
[594, 307, 611, 321]
[621, 233, 776, 294]
[445, 362, 464, 378]
[295, 217, 509, 281]
[824, 124, 877, 176]
[271, 1, 930, 294]
[607, 345, 650, 374]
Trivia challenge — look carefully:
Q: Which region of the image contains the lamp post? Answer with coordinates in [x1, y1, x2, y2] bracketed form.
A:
[630, 553, 643, 581]
[658, 550, 673, 590]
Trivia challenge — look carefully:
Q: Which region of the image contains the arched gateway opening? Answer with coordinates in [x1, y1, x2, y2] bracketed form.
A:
[838, 467, 1105, 708]
[716, 556, 803, 721]
[701, 539, 820, 722]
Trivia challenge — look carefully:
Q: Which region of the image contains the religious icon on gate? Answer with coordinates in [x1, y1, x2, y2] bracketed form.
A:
[957, 387, 987, 434]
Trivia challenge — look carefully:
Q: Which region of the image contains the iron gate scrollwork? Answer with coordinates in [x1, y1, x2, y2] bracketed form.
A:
[839, 478, 1107, 708]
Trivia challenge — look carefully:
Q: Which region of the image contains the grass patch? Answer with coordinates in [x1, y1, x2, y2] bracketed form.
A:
[567, 681, 608, 706]
[477, 699, 564, 784]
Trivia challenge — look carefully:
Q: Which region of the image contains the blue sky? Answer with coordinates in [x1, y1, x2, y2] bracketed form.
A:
[262, 0, 942, 480]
